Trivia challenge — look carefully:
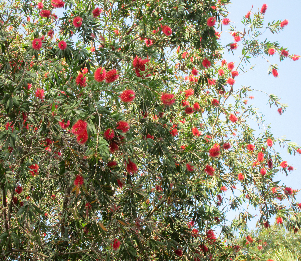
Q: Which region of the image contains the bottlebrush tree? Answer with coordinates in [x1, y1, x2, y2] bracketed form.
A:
[0, 0, 300, 260]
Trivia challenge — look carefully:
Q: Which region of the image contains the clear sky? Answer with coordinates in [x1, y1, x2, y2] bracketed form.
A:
[220, 0, 301, 229]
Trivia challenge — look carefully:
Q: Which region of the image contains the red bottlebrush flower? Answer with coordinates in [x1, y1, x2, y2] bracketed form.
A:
[267, 139, 273, 146]
[212, 99, 219, 106]
[238, 173, 244, 181]
[268, 48, 275, 55]
[182, 100, 189, 107]
[185, 107, 194, 114]
[192, 228, 199, 237]
[191, 68, 198, 76]
[260, 4, 267, 14]
[51, 0, 65, 8]
[162, 25, 172, 36]
[202, 58, 211, 68]
[76, 130, 88, 144]
[184, 88, 194, 97]
[92, 7, 102, 17]
[192, 127, 201, 137]
[37, 2, 43, 9]
[246, 235, 253, 243]
[257, 152, 264, 162]
[260, 168, 267, 176]
[74, 174, 84, 187]
[35, 88, 45, 99]
[276, 217, 283, 224]
[58, 40, 67, 50]
[288, 166, 294, 171]
[193, 102, 200, 111]
[32, 38, 42, 50]
[199, 244, 209, 253]
[292, 55, 300, 61]
[222, 18, 230, 25]
[207, 17, 216, 27]
[230, 43, 238, 50]
[116, 121, 130, 133]
[234, 35, 241, 42]
[144, 38, 153, 47]
[104, 128, 115, 140]
[227, 62, 234, 70]
[186, 163, 194, 172]
[227, 78, 235, 85]
[105, 69, 119, 83]
[112, 239, 121, 250]
[161, 93, 175, 106]
[72, 119, 87, 135]
[223, 143, 231, 150]
[40, 10, 51, 18]
[73, 16, 83, 28]
[29, 164, 39, 176]
[108, 161, 117, 168]
[114, 29, 120, 35]
[229, 114, 238, 123]
[205, 165, 215, 176]
[218, 69, 224, 76]
[15, 185, 23, 194]
[133, 56, 149, 77]
[245, 11, 251, 19]
[284, 187, 293, 195]
[94, 67, 106, 82]
[280, 161, 288, 169]
[120, 90, 135, 103]
[174, 249, 183, 257]
[170, 128, 178, 136]
[209, 144, 220, 157]
[298, 203, 301, 209]
[109, 141, 119, 153]
[117, 179, 123, 188]
[281, 49, 289, 57]
[126, 159, 138, 174]
[231, 71, 239, 78]
[246, 144, 255, 152]
[76, 73, 87, 87]
[278, 108, 283, 115]
[208, 79, 216, 85]
[221, 186, 227, 192]
[146, 134, 154, 139]
[206, 229, 216, 242]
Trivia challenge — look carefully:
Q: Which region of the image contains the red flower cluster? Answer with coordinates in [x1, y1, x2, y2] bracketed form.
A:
[104, 128, 115, 140]
[246, 144, 255, 151]
[206, 229, 216, 242]
[58, 40, 67, 50]
[74, 174, 84, 187]
[184, 89, 194, 98]
[260, 4, 268, 14]
[76, 73, 87, 87]
[51, 0, 65, 8]
[59, 119, 70, 129]
[29, 164, 39, 176]
[268, 48, 275, 55]
[105, 69, 119, 83]
[94, 67, 106, 82]
[92, 7, 102, 17]
[161, 93, 175, 106]
[209, 144, 220, 157]
[120, 90, 135, 103]
[126, 159, 138, 174]
[162, 25, 172, 36]
[202, 58, 211, 68]
[15, 185, 23, 194]
[238, 173, 244, 181]
[133, 56, 150, 77]
[35, 88, 45, 100]
[32, 38, 42, 50]
[207, 17, 216, 27]
[72, 119, 88, 145]
[205, 165, 215, 176]
[112, 239, 121, 250]
[73, 16, 83, 28]
[267, 138, 273, 146]
[222, 18, 230, 25]
[116, 121, 130, 133]
[40, 10, 51, 18]
[280, 19, 288, 28]
[193, 102, 200, 111]
[229, 114, 238, 123]
[257, 152, 264, 162]
[186, 163, 194, 172]
[192, 127, 201, 137]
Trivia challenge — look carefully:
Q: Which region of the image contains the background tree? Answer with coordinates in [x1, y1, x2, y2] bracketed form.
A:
[0, 0, 300, 260]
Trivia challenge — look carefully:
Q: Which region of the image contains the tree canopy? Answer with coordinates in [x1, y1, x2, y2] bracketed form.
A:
[0, 0, 300, 260]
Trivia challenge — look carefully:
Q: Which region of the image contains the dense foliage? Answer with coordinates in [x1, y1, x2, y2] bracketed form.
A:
[0, 0, 300, 259]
